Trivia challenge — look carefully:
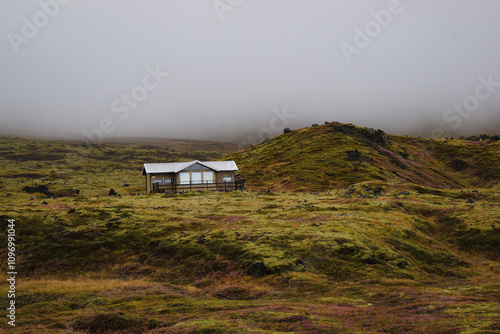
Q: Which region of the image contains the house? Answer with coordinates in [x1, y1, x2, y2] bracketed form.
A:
[142, 160, 243, 194]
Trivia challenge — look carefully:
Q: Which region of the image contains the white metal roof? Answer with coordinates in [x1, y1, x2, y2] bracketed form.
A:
[142, 160, 238, 175]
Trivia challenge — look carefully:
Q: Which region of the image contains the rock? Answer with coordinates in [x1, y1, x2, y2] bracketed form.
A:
[283, 128, 292, 134]
[334, 124, 387, 144]
[466, 198, 476, 204]
[109, 188, 117, 196]
[22, 184, 52, 197]
[122, 183, 129, 187]
[41, 201, 48, 205]
[68, 208, 76, 214]
[197, 235, 206, 244]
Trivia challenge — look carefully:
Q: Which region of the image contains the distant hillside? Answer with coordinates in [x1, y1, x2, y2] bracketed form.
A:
[39, 136, 239, 153]
[226, 122, 500, 192]
[0, 136, 230, 196]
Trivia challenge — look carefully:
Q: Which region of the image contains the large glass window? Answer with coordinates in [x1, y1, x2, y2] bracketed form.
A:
[191, 172, 202, 184]
[178, 170, 216, 185]
[179, 172, 190, 185]
[203, 171, 214, 184]
[152, 178, 163, 185]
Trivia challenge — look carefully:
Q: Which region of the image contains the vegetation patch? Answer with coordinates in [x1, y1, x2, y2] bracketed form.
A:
[0, 132, 498, 333]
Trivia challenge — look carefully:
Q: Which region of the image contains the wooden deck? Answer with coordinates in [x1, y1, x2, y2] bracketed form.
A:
[152, 179, 244, 193]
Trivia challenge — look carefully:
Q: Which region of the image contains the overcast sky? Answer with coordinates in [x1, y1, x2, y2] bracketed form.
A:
[1, 0, 500, 142]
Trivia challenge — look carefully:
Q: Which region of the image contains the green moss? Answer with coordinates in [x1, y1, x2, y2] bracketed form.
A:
[0, 134, 499, 333]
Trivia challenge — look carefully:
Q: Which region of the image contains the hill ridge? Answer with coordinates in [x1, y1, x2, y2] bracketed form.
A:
[226, 121, 500, 191]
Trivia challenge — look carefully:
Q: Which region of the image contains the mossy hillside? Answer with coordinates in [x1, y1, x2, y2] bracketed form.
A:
[226, 122, 500, 191]
[400, 136, 500, 188]
[0, 136, 223, 197]
[0, 135, 499, 333]
[0, 264, 499, 333]
[1, 186, 498, 282]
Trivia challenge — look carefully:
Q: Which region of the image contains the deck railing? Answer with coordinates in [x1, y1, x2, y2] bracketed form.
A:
[153, 179, 244, 193]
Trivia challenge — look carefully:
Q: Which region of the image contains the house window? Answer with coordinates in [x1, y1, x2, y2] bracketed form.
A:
[185, 163, 210, 171]
[153, 178, 163, 185]
[191, 172, 202, 184]
[203, 171, 214, 184]
[178, 170, 218, 185]
[222, 176, 233, 182]
[179, 172, 190, 185]
[164, 178, 173, 184]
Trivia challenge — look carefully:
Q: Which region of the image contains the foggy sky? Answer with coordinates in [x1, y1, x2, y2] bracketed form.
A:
[1, 0, 500, 143]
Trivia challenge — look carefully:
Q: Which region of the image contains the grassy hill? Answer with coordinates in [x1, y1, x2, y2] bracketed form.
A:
[0, 133, 498, 333]
[227, 122, 500, 191]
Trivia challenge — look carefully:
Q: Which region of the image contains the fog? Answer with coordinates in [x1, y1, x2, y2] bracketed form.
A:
[1, 0, 500, 143]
